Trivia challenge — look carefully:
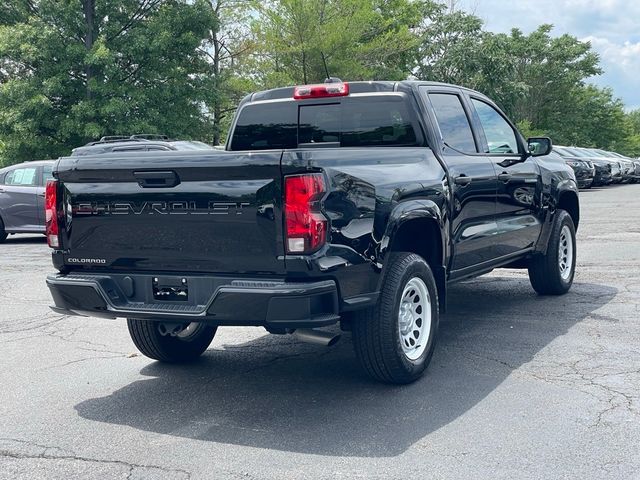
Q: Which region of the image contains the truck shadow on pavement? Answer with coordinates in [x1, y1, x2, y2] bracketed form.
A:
[75, 276, 617, 457]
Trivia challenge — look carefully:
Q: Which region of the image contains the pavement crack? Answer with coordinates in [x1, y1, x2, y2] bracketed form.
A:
[0, 437, 191, 479]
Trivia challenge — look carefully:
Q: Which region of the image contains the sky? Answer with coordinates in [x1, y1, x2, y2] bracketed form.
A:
[458, 0, 640, 110]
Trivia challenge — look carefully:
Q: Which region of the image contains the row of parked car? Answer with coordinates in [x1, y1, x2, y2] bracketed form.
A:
[553, 146, 640, 188]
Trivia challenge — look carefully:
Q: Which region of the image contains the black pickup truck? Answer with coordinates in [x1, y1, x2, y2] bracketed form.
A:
[45, 80, 579, 384]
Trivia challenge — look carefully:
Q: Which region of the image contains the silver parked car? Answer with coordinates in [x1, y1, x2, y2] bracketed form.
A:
[0, 160, 55, 242]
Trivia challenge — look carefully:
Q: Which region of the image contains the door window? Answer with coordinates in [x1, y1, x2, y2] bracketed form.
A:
[428, 93, 477, 154]
[471, 99, 519, 154]
[5, 167, 38, 186]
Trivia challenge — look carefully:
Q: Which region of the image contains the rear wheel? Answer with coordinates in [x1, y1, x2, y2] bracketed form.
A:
[351, 252, 439, 384]
[528, 209, 576, 295]
[127, 319, 217, 362]
[0, 217, 7, 243]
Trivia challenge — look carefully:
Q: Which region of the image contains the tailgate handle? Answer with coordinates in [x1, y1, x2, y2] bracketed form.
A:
[133, 171, 180, 188]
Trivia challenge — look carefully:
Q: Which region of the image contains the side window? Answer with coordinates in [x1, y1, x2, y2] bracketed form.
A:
[6, 167, 37, 186]
[428, 93, 477, 154]
[471, 99, 519, 154]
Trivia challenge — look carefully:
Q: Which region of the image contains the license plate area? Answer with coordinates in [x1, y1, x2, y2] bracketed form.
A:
[152, 276, 188, 301]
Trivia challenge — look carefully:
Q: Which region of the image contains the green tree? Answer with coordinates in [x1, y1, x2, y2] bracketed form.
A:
[0, 0, 215, 166]
[555, 85, 626, 148]
[416, 6, 487, 86]
[251, 0, 434, 88]
[201, 0, 257, 145]
[496, 26, 601, 129]
[617, 109, 640, 157]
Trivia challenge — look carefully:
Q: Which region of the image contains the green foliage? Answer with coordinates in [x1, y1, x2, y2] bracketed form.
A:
[251, 0, 435, 87]
[516, 120, 546, 139]
[0, 0, 215, 165]
[0, 0, 638, 164]
[554, 85, 627, 149]
[200, 0, 257, 145]
[417, 16, 634, 154]
[617, 110, 640, 157]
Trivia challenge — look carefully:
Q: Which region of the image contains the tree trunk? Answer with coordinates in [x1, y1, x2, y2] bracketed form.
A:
[212, 37, 222, 146]
[211, 1, 223, 146]
[83, 0, 96, 100]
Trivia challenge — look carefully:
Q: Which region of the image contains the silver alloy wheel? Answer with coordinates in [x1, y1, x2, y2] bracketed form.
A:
[176, 322, 201, 340]
[398, 277, 432, 361]
[558, 225, 574, 281]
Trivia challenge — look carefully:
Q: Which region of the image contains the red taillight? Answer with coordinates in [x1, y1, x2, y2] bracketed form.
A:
[45, 179, 59, 248]
[294, 82, 349, 100]
[284, 174, 327, 254]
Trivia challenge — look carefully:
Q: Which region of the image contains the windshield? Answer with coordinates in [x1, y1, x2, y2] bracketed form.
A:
[553, 146, 572, 157]
[564, 147, 591, 158]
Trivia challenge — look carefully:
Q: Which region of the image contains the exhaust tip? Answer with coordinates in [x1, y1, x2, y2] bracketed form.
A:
[326, 334, 341, 347]
[292, 328, 341, 347]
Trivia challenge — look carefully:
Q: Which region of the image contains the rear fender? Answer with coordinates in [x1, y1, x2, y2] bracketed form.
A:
[379, 200, 447, 310]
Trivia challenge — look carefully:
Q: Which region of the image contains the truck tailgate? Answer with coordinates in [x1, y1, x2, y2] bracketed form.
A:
[56, 151, 285, 274]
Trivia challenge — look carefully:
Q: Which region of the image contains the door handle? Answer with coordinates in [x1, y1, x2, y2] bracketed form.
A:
[498, 172, 512, 183]
[454, 175, 472, 186]
[133, 171, 180, 188]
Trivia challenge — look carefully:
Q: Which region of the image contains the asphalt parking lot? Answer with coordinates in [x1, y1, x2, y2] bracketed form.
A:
[1, 184, 639, 479]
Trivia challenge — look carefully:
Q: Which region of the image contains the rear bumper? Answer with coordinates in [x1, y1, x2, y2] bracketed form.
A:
[47, 272, 340, 329]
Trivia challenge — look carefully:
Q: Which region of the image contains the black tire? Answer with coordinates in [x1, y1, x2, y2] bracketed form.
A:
[0, 217, 7, 243]
[351, 252, 439, 384]
[127, 319, 217, 363]
[528, 209, 576, 295]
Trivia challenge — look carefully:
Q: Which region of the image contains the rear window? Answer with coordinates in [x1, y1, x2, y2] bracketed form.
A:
[230, 96, 420, 151]
[231, 102, 297, 150]
[428, 93, 477, 153]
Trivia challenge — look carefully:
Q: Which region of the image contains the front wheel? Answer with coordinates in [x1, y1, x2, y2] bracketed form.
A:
[351, 252, 439, 384]
[0, 217, 7, 243]
[127, 319, 217, 362]
[528, 209, 576, 295]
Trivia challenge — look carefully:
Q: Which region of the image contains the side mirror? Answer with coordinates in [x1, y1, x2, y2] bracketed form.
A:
[527, 137, 553, 157]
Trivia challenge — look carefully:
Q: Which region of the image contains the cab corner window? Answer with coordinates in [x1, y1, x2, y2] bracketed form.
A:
[42, 165, 54, 185]
[427, 93, 477, 154]
[471, 99, 519, 155]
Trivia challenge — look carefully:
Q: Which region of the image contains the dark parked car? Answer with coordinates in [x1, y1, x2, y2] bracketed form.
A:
[0, 160, 55, 243]
[71, 135, 215, 156]
[559, 146, 612, 186]
[45, 80, 579, 384]
[554, 146, 595, 188]
[591, 149, 633, 183]
[600, 151, 637, 183]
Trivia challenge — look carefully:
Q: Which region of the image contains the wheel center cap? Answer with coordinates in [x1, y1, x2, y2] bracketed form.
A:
[400, 302, 414, 334]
